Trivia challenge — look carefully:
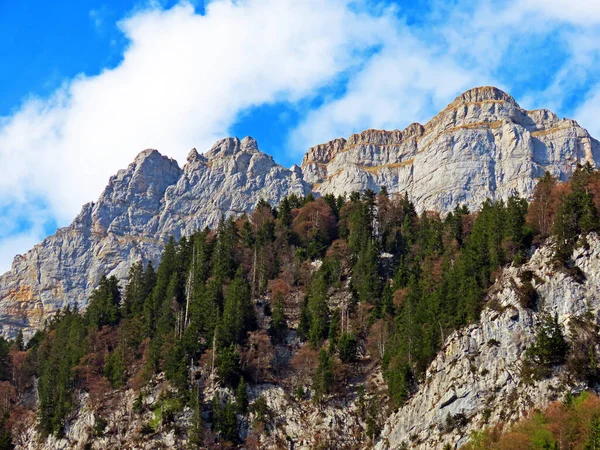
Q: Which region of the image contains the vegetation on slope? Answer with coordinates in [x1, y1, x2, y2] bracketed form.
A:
[1, 165, 600, 447]
[464, 391, 600, 450]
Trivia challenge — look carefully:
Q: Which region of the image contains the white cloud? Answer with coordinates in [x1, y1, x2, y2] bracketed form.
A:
[0, 0, 393, 268]
[5, 0, 600, 274]
[518, 0, 600, 25]
[290, 31, 480, 151]
[290, 0, 600, 152]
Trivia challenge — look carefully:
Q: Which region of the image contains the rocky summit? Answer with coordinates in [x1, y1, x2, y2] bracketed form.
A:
[0, 86, 598, 337]
[303, 86, 599, 210]
[3, 85, 600, 450]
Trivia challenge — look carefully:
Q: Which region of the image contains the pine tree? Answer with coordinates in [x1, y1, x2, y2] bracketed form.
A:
[104, 344, 127, 388]
[312, 349, 333, 403]
[220, 268, 255, 346]
[308, 268, 330, 347]
[86, 275, 121, 328]
[0, 338, 10, 382]
[217, 344, 242, 387]
[0, 413, 13, 450]
[269, 293, 287, 343]
[338, 332, 358, 363]
[352, 240, 381, 304]
[123, 262, 144, 317]
[145, 237, 178, 336]
[235, 377, 249, 414]
[38, 309, 86, 436]
[585, 416, 600, 450]
[212, 217, 238, 282]
[164, 340, 188, 390]
[189, 388, 204, 449]
[526, 314, 569, 367]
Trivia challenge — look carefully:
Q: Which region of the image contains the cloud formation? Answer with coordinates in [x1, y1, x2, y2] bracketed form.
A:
[3, 0, 600, 274]
[0, 0, 392, 272]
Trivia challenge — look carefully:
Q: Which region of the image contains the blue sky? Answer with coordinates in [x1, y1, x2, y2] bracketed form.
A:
[1, 0, 600, 273]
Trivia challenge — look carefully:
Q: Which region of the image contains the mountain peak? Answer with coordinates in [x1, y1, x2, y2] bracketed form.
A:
[205, 136, 261, 160]
[452, 86, 519, 106]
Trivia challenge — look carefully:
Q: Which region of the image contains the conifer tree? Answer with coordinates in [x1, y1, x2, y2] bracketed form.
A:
[308, 268, 330, 347]
[123, 262, 144, 317]
[312, 349, 333, 403]
[235, 377, 249, 414]
[221, 268, 256, 346]
[269, 293, 287, 343]
[212, 217, 238, 282]
[86, 275, 121, 328]
[14, 329, 24, 352]
[338, 332, 358, 363]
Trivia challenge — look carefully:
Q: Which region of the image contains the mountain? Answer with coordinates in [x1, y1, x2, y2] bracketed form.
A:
[302, 86, 599, 210]
[0, 86, 598, 338]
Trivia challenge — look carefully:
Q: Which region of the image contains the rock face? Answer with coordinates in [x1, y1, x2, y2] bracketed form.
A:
[377, 234, 600, 449]
[0, 137, 309, 337]
[303, 86, 600, 211]
[1, 86, 599, 337]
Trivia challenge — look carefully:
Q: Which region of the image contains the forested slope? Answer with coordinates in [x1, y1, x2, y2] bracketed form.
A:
[1, 165, 600, 448]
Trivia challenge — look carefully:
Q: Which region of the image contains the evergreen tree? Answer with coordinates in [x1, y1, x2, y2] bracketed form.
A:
[0, 338, 10, 382]
[220, 268, 256, 346]
[235, 377, 249, 414]
[526, 314, 569, 367]
[298, 296, 311, 341]
[307, 267, 330, 347]
[278, 197, 293, 229]
[123, 262, 144, 317]
[352, 240, 381, 304]
[164, 340, 188, 390]
[144, 237, 178, 336]
[103, 344, 127, 388]
[86, 275, 121, 328]
[189, 389, 204, 449]
[585, 416, 600, 450]
[0, 413, 13, 450]
[38, 309, 86, 436]
[338, 332, 358, 363]
[217, 344, 242, 387]
[14, 329, 24, 352]
[269, 293, 287, 343]
[212, 217, 238, 282]
[312, 349, 333, 403]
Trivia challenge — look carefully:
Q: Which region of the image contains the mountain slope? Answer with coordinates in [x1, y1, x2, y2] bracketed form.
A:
[303, 86, 600, 211]
[0, 86, 598, 337]
[0, 137, 308, 337]
[378, 235, 600, 449]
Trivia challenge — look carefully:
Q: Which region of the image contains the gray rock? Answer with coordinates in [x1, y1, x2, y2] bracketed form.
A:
[305, 86, 600, 212]
[1, 86, 598, 337]
[0, 138, 309, 337]
[376, 234, 600, 449]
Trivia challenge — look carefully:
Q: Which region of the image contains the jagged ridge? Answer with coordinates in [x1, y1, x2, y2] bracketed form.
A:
[1, 86, 598, 336]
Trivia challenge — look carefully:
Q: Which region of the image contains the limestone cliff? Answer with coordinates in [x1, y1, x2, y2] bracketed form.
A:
[0, 137, 309, 337]
[378, 235, 600, 449]
[1, 86, 598, 337]
[303, 86, 600, 211]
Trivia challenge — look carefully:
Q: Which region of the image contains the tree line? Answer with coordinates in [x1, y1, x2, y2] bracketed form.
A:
[0, 165, 599, 447]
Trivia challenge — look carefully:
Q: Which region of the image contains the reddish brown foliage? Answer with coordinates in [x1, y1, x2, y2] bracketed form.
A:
[242, 330, 275, 383]
[292, 199, 336, 244]
[290, 345, 318, 384]
[268, 278, 291, 299]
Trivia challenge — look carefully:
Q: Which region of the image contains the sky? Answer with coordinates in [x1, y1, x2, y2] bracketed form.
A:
[1, 0, 600, 273]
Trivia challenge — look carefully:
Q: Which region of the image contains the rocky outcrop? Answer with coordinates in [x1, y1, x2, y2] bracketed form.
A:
[0, 137, 309, 337]
[1, 86, 599, 337]
[304, 86, 600, 212]
[377, 234, 600, 449]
